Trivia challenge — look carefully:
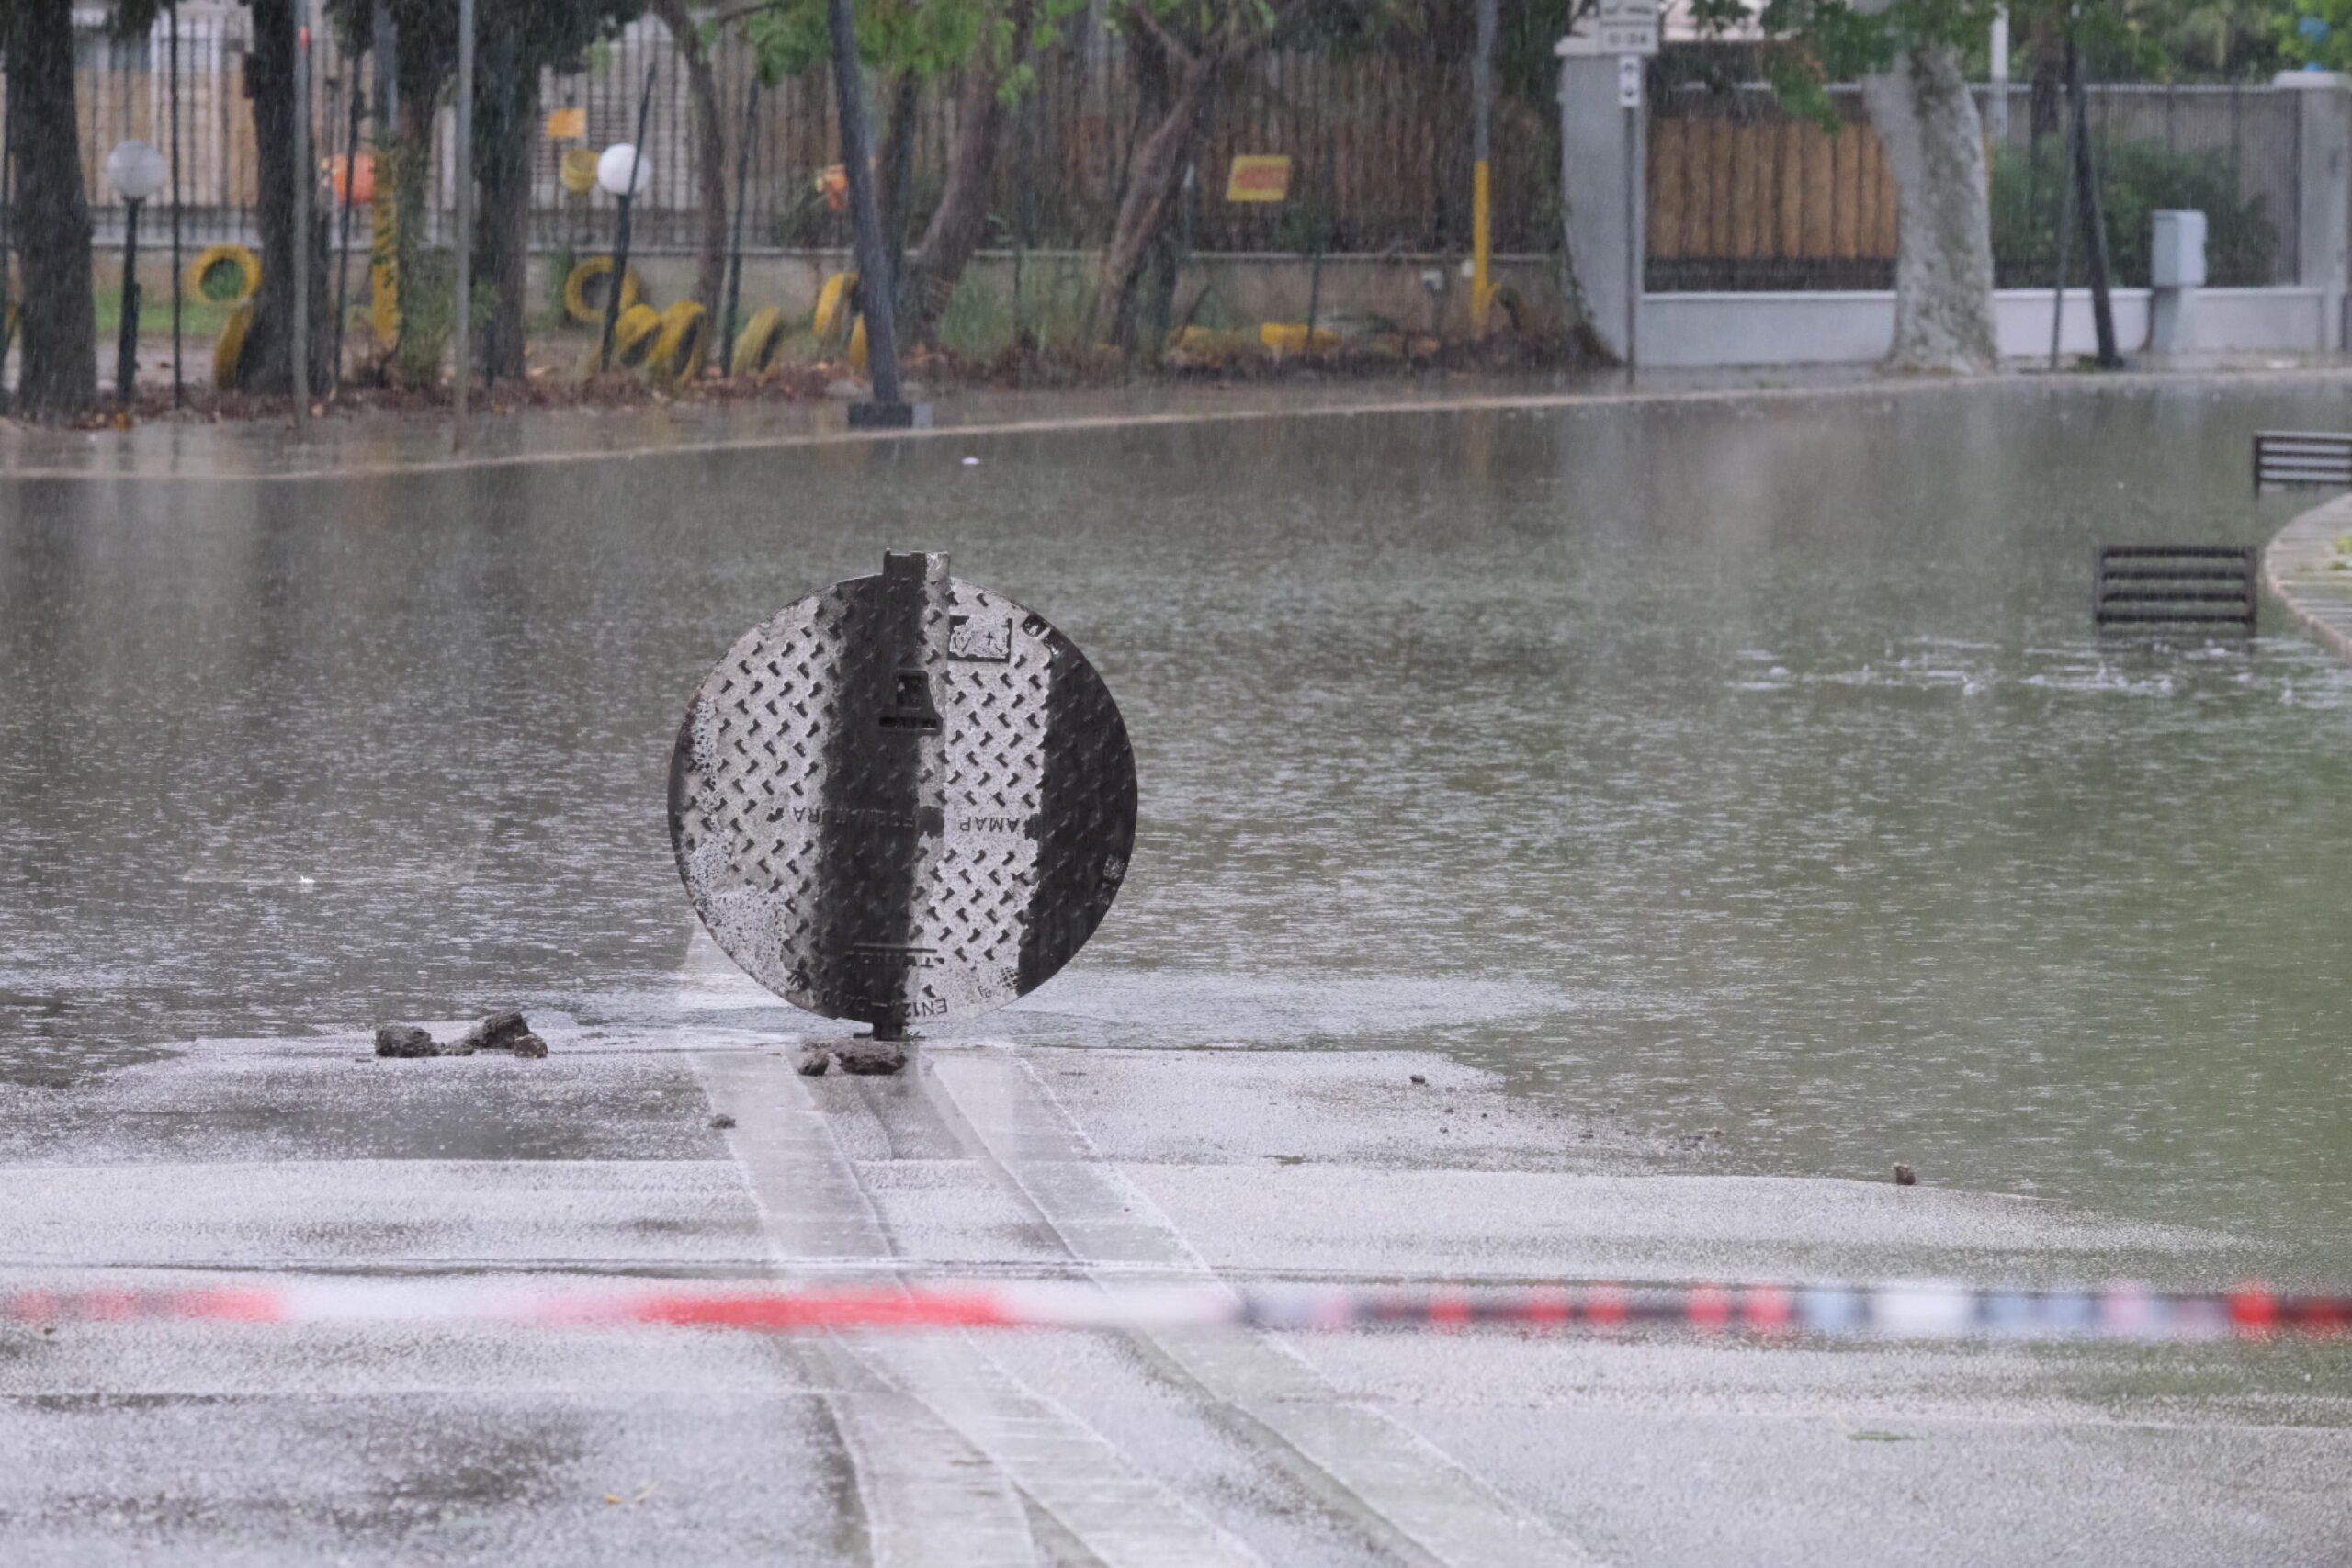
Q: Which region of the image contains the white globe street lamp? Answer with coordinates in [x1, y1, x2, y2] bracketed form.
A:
[595, 142, 653, 199]
[106, 141, 169, 405]
[107, 140, 168, 203]
[595, 142, 652, 371]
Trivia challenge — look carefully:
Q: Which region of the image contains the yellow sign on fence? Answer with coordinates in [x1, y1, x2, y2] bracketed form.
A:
[545, 107, 588, 141]
[1225, 155, 1292, 203]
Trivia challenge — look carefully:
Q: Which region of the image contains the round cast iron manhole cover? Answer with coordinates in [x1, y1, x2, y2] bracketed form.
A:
[670, 552, 1136, 1034]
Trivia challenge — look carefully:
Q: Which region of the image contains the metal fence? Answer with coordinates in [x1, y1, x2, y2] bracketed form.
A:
[25, 15, 2310, 296]
[1645, 72, 2300, 292]
[32, 9, 1565, 268]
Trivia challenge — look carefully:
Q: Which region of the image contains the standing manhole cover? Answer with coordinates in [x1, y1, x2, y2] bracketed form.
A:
[670, 552, 1136, 1035]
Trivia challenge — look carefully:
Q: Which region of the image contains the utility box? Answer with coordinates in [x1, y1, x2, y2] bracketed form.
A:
[2151, 210, 2209, 289]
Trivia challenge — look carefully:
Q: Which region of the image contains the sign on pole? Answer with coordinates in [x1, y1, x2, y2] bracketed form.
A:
[1557, 0, 1660, 56]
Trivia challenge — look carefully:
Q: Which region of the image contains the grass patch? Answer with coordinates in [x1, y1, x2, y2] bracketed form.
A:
[936, 264, 1098, 359]
[93, 288, 238, 339]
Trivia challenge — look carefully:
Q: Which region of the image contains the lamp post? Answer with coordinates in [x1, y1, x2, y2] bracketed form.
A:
[106, 140, 168, 408]
[595, 140, 652, 373]
[825, 0, 922, 426]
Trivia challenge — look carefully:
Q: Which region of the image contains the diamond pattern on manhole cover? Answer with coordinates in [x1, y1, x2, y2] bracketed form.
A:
[669, 552, 1136, 1032]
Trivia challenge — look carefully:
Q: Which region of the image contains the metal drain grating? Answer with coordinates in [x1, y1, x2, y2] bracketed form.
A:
[2094, 545, 2256, 636]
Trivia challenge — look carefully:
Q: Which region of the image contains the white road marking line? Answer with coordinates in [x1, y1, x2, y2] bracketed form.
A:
[697, 1050, 1263, 1568]
[922, 1050, 1598, 1568]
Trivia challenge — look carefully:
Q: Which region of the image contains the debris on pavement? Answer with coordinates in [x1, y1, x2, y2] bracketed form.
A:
[373, 1024, 439, 1058]
[795, 1044, 831, 1077]
[456, 1010, 536, 1055]
[373, 1012, 548, 1060]
[834, 1039, 908, 1076]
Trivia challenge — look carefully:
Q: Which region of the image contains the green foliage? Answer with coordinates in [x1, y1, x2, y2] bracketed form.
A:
[1988, 134, 2278, 287]
[1273, 189, 1338, 254]
[323, 0, 642, 108]
[933, 263, 1095, 356]
[546, 242, 578, 324]
[745, 0, 1081, 87]
[93, 287, 236, 339]
[2283, 0, 2352, 69]
[767, 168, 853, 247]
[1687, 0, 2274, 109]
[386, 246, 500, 386]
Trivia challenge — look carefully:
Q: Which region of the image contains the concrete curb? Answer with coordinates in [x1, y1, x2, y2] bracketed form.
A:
[2263, 490, 2352, 660]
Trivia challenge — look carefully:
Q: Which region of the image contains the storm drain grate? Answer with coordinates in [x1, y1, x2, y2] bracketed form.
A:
[2094, 545, 2256, 636]
[2254, 431, 2352, 491]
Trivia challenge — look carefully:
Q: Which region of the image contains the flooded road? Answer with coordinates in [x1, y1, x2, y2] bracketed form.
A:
[4, 377, 2349, 1269]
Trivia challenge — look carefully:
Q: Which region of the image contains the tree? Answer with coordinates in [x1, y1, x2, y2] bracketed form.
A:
[898, 0, 1034, 343]
[1091, 1, 1329, 349]
[649, 0, 729, 317]
[1865, 27, 2000, 369]
[1693, 0, 2000, 371]
[747, 0, 1071, 344]
[2283, 0, 2352, 69]
[242, 0, 334, 393]
[2, 0, 96, 412]
[329, 0, 639, 383]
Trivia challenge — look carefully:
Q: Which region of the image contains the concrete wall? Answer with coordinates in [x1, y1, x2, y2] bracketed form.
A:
[526, 249, 1564, 338]
[101, 247, 1563, 342]
[1640, 287, 2332, 367]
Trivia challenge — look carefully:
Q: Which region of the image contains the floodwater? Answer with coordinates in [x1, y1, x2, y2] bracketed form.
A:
[4, 378, 2349, 1271]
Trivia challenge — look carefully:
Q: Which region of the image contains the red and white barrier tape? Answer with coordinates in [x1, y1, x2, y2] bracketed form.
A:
[0, 1279, 2346, 1341]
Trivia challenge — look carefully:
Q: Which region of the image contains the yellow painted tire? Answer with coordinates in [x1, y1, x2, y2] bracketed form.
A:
[731, 306, 788, 376]
[812, 271, 858, 346]
[562, 257, 643, 327]
[1258, 321, 1341, 354]
[648, 300, 709, 383]
[611, 302, 663, 369]
[559, 148, 602, 197]
[212, 302, 255, 389]
[189, 243, 260, 305]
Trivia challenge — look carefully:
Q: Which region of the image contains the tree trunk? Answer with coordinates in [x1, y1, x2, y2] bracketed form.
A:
[2027, 15, 2064, 139]
[1094, 54, 1218, 349]
[876, 73, 921, 296]
[476, 55, 537, 382]
[6, 0, 96, 413]
[1862, 39, 1999, 374]
[243, 0, 330, 393]
[902, 61, 1010, 344]
[379, 90, 435, 369]
[649, 0, 727, 314]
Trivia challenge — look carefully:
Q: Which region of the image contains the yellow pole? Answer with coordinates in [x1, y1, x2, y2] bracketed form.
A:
[1471, 0, 1497, 335]
[1473, 159, 1493, 333]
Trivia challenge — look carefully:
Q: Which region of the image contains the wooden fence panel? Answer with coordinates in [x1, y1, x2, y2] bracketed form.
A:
[1645, 107, 1899, 280]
